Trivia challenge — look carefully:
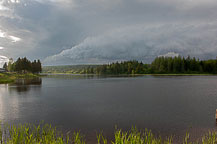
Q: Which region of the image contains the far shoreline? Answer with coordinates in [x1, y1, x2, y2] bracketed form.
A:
[1, 72, 216, 84]
[42, 73, 217, 76]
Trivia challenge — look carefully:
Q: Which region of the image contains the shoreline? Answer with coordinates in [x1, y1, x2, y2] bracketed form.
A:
[43, 73, 217, 76]
[2, 72, 215, 83]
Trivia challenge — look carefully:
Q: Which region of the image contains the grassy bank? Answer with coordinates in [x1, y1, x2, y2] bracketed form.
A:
[0, 123, 217, 144]
[0, 73, 40, 84]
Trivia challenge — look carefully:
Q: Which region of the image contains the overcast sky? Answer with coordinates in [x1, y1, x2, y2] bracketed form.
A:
[0, 0, 217, 66]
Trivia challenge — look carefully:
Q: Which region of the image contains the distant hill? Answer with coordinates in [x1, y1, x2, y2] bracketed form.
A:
[42, 65, 100, 74]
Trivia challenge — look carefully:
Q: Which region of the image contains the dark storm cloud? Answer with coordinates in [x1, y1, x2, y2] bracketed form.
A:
[0, 0, 217, 65]
[44, 22, 217, 65]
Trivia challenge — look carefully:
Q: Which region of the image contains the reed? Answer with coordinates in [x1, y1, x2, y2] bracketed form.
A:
[1, 123, 217, 144]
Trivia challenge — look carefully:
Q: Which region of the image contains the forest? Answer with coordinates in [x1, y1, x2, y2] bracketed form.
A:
[3, 57, 42, 74]
[83, 56, 217, 74]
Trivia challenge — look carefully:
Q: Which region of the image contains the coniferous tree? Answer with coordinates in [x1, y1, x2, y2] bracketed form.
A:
[11, 57, 42, 73]
[3, 62, 8, 71]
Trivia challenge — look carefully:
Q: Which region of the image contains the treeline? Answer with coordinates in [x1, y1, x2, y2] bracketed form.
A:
[84, 61, 149, 74]
[83, 56, 217, 74]
[3, 57, 42, 73]
[151, 56, 217, 74]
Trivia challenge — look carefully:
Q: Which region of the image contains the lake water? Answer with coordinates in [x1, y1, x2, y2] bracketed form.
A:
[1, 75, 217, 142]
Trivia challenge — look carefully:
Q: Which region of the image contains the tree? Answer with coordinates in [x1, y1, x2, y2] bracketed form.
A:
[3, 62, 8, 71]
[13, 57, 42, 73]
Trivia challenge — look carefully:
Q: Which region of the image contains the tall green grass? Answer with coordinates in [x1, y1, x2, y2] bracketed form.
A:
[0, 123, 217, 144]
[0, 123, 85, 144]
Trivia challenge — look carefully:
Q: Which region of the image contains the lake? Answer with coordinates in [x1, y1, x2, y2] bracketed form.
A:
[1, 75, 217, 142]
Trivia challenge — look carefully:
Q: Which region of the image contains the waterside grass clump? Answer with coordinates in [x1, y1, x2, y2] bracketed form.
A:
[1, 123, 217, 144]
[0, 73, 40, 84]
[0, 73, 15, 84]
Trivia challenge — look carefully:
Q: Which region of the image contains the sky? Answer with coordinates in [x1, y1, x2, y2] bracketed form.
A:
[0, 0, 217, 66]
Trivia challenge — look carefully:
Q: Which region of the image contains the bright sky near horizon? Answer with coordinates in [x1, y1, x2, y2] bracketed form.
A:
[0, 0, 217, 66]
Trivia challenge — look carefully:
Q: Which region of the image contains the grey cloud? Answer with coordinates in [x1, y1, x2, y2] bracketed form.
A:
[0, 55, 9, 67]
[44, 22, 217, 65]
[0, 0, 217, 64]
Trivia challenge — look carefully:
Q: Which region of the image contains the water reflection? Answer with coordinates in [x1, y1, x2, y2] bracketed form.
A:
[46, 74, 143, 80]
[9, 78, 42, 93]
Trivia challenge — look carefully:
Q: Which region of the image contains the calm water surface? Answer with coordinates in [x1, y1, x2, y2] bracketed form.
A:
[1, 75, 217, 141]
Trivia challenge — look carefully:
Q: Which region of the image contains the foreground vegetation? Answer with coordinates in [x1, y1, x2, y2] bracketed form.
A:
[0, 73, 40, 84]
[0, 123, 217, 144]
[43, 56, 217, 75]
